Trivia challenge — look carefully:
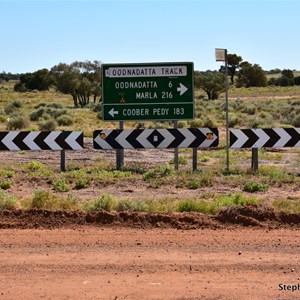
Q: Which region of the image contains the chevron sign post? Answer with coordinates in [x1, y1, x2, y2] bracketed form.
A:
[0, 131, 83, 172]
[93, 128, 218, 150]
[230, 128, 300, 148]
[0, 131, 83, 151]
[230, 128, 300, 173]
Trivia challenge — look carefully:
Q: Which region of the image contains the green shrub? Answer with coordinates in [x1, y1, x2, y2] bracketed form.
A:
[38, 119, 57, 131]
[83, 193, 116, 212]
[0, 189, 17, 210]
[213, 193, 258, 211]
[26, 161, 46, 171]
[6, 113, 29, 130]
[143, 165, 173, 180]
[0, 179, 13, 190]
[241, 104, 256, 115]
[30, 107, 45, 121]
[176, 199, 212, 213]
[75, 177, 90, 189]
[115, 199, 138, 211]
[188, 174, 212, 189]
[170, 156, 187, 165]
[243, 181, 269, 193]
[53, 179, 70, 192]
[272, 199, 300, 213]
[30, 189, 77, 210]
[57, 115, 73, 126]
[31, 189, 51, 209]
[4, 100, 23, 115]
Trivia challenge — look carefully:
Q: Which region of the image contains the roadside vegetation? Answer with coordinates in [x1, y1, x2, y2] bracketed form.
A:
[0, 63, 299, 214]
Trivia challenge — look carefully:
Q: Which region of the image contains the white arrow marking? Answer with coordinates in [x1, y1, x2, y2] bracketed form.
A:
[109, 108, 119, 118]
[44, 131, 61, 150]
[253, 129, 270, 148]
[177, 128, 197, 148]
[2, 132, 20, 151]
[115, 130, 135, 149]
[198, 128, 217, 148]
[136, 129, 155, 148]
[65, 131, 83, 150]
[156, 129, 176, 149]
[230, 130, 249, 148]
[272, 128, 291, 148]
[94, 130, 113, 149]
[23, 132, 41, 150]
[177, 83, 188, 96]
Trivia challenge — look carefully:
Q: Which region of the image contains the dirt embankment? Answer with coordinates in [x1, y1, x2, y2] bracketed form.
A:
[1, 205, 300, 230]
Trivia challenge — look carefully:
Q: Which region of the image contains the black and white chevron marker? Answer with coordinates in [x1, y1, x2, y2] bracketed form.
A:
[93, 128, 218, 150]
[0, 131, 83, 151]
[230, 128, 300, 148]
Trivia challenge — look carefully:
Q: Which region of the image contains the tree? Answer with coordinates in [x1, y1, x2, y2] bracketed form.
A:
[199, 71, 225, 100]
[281, 69, 294, 79]
[14, 69, 52, 91]
[219, 53, 242, 84]
[236, 62, 267, 87]
[50, 60, 102, 108]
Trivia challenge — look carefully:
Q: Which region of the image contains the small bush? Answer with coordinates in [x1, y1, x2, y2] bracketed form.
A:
[170, 156, 187, 165]
[4, 100, 23, 115]
[143, 165, 173, 180]
[213, 193, 258, 211]
[0, 189, 17, 210]
[53, 179, 70, 192]
[176, 199, 212, 213]
[188, 174, 212, 189]
[30, 107, 45, 121]
[0, 179, 13, 190]
[26, 161, 46, 171]
[31, 189, 51, 209]
[57, 115, 73, 126]
[116, 199, 136, 211]
[243, 181, 269, 193]
[7, 113, 29, 130]
[30, 189, 77, 210]
[94, 193, 115, 211]
[75, 177, 90, 189]
[83, 193, 116, 212]
[38, 119, 57, 131]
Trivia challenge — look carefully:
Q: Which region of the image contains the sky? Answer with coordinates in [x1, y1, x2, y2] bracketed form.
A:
[1, 0, 300, 73]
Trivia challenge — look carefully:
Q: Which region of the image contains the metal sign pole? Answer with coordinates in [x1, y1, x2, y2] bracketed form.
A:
[251, 148, 259, 173]
[225, 50, 230, 172]
[60, 150, 66, 172]
[116, 121, 124, 170]
[173, 120, 178, 170]
[192, 148, 198, 172]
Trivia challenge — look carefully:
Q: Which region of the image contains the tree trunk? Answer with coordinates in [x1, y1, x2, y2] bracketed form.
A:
[72, 94, 78, 108]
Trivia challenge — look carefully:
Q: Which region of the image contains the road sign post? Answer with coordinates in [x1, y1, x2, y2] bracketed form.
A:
[102, 62, 194, 121]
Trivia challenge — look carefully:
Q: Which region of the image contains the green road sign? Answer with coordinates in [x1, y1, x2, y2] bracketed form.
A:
[102, 62, 194, 121]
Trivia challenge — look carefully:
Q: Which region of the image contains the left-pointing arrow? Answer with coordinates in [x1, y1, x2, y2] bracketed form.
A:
[177, 83, 188, 96]
[109, 108, 119, 118]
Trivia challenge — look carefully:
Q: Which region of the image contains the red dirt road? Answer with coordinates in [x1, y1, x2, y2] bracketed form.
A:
[0, 227, 299, 300]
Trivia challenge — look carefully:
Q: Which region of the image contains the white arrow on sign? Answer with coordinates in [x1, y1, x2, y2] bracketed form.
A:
[109, 108, 119, 118]
[177, 83, 188, 96]
[65, 131, 83, 150]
